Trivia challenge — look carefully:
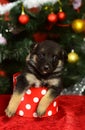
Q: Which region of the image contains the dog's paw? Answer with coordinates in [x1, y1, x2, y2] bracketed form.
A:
[36, 104, 46, 117]
[5, 106, 16, 118]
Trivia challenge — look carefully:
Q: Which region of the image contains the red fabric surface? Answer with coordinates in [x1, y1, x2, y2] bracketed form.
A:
[0, 95, 85, 130]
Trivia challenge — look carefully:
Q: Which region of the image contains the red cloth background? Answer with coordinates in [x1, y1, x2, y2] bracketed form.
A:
[0, 95, 85, 130]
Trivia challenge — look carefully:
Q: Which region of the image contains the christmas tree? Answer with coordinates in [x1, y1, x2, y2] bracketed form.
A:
[0, 0, 85, 94]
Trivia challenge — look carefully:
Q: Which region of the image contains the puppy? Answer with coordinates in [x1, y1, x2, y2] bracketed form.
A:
[5, 40, 66, 117]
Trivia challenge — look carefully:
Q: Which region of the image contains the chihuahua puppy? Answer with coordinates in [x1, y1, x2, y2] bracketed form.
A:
[5, 40, 66, 117]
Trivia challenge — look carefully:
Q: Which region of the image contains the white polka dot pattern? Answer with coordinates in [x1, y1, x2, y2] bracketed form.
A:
[26, 89, 32, 95]
[15, 87, 58, 118]
[56, 107, 58, 112]
[33, 112, 38, 117]
[33, 97, 39, 103]
[41, 89, 47, 95]
[19, 110, 24, 116]
[53, 101, 57, 107]
[48, 110, 52, 116]
[21, 97, 24, 101]
[25, 104, 31, 110]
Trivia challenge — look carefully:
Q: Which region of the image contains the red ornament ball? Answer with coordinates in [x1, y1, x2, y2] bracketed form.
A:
[57, 11, 66, 21]
[47, 13, 58, 23]
[18, 14, 30, 24]
[0, 70, 6, 77]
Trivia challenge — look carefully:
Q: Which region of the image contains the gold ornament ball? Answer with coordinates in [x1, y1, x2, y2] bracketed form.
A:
[71, 19, 85, 33]
[68, 50, 79, 63]
[44, 6, 48, 10]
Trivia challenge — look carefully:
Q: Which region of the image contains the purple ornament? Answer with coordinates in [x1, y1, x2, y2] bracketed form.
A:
[72, 0, 82, 10]
[0, 33, 7, 45]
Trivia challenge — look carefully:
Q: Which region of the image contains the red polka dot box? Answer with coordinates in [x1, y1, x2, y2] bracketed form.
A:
[13, 72, 58, 118]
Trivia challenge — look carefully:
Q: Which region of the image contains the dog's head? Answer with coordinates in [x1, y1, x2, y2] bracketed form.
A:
[26, 40, 66, 76]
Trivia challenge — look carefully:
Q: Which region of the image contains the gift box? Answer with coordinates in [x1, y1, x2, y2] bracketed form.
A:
[13, 72, 58, 118]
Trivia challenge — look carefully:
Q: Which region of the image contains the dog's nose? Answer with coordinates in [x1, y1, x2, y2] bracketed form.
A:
[44, 65, 49, 71]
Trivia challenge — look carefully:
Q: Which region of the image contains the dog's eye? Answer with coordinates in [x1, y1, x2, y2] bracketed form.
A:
[38, 53, 45, 59]
[53, 55, 58, 61]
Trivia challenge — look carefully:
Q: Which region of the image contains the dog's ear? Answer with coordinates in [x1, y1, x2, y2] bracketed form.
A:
[26, 43, 39, 62]
[61, 49, 67, 63]
[30, 43, 39, 54]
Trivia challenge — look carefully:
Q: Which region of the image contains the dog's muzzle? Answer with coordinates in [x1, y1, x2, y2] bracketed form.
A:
[40, 64, 53, 75]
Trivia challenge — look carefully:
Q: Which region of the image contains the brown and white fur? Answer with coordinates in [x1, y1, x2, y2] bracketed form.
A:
[5, 40, 66, 117]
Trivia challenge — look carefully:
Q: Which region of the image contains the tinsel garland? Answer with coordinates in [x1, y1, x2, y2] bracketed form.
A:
[61, 77, 85, 95]
[0, 0, 57, 15]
